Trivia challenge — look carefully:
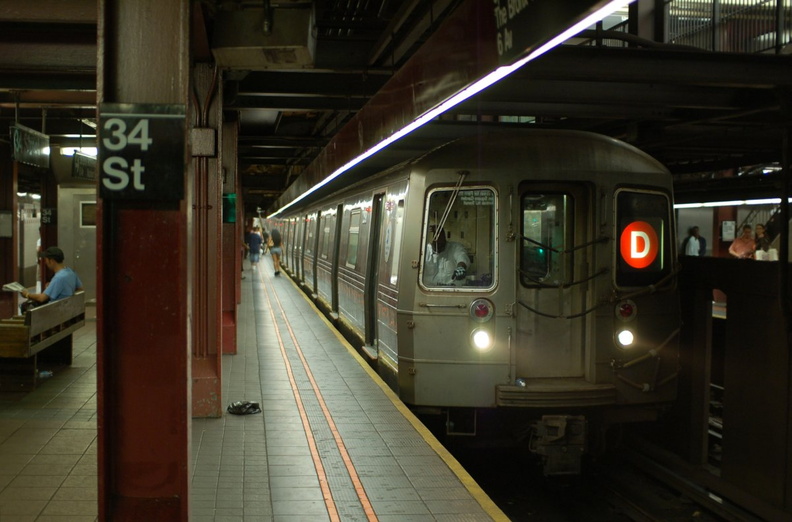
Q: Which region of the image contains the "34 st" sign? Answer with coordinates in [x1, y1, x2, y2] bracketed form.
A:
[98, 103, 186, 200]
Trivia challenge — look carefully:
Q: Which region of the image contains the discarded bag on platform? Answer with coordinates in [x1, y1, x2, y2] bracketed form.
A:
[226, 401, 262, 415]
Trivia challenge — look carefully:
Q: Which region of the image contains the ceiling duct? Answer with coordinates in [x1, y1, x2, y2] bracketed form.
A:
[212, 5, 316, 69]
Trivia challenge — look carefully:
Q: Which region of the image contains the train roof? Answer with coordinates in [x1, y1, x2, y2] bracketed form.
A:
[275, 128, 670, 216]
[413, 128, 670, 176]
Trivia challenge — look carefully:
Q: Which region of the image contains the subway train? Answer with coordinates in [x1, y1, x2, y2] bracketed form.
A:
[266, 128, 681, 474]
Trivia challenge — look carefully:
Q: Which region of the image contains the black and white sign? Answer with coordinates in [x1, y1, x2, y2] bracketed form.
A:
[10, 123, 50, 169]
[98, 103, 186, 200]
[492, 0, 612, 65]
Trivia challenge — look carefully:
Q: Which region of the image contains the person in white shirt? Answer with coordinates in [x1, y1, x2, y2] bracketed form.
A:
[681, 226, 706, 256]
[423, 226, 469, 286]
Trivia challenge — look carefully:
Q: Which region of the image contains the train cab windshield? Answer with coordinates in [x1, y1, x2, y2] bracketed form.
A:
[421, 186, 496, 290]
[615, 189, 673, 288]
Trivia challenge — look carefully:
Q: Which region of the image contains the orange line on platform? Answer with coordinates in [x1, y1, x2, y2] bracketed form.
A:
[260, 274, 341, 522]
[261, 269, 378, 521]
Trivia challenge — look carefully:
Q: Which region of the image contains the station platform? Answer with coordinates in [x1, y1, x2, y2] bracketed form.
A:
[0, 255, 506, 521]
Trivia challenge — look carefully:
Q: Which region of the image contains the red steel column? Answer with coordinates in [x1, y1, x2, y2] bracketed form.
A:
[221, 119, 239, 355]
[190, 63, 224, 417]
[97, 1, 191, 520]
[0, 144, 17, 318]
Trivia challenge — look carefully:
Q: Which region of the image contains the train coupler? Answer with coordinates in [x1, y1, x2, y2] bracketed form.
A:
[529, 415, 587, 475]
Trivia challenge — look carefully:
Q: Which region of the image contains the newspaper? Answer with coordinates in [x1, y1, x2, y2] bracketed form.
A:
[2, 282, 25, 292]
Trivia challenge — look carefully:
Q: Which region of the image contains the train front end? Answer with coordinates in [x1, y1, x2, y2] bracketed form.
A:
[401, 131, 680, 475]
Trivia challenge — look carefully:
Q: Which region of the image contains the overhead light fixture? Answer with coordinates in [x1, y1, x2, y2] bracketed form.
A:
[675, 197, 790, 209]
[272, 0, 635, 216]
[60, 146, 98, 157]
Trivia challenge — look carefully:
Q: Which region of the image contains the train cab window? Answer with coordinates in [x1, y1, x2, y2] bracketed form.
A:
[421, 187, 496, 290]
[615, 189, 672, 288]
[346, 209, 361, 268]
[520, 194, 572, 286]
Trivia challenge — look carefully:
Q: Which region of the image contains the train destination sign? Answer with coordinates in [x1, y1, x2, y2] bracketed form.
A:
[620, 221, 659, 269]
[98, 103, 186, 200]
[492, 0, 616, 65]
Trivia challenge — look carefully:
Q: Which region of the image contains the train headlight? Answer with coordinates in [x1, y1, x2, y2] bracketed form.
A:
[469, 299, 494, 322]
[471, 328, 494, 351]
[616, 329, 635, 348]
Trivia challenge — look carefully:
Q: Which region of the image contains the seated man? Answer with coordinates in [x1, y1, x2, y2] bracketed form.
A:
[423, 225, 469, 286]
[20, 246, 84, 305]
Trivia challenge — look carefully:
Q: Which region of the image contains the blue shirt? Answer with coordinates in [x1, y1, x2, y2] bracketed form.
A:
[247, 232, 263, 253]
[44, 268, 83, 302]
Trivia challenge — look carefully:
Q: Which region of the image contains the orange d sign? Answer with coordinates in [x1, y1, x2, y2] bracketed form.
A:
[620, 221, 659, 269]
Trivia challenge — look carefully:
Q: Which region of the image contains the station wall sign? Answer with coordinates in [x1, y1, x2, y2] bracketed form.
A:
[98, 103, 186, 200]
[72, 152, 96, 181]
[492, 0, 614, 65]
[10, 123, 50, 169]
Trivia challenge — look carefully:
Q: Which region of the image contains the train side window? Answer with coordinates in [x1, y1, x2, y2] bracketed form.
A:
[387, 200, 405, 286]
[346, 209, 361, 268]
[615, 189, 672, 288]
[305, 214, 316, 256]
[421, 187, 496, 290]
[520, 193, 573, 286]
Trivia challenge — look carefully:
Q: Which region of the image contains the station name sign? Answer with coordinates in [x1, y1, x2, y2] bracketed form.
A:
[492, 0, 615, 65]
[98, 103, 186, 200]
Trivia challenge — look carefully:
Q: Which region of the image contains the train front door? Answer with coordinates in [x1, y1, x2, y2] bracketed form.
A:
[515, 184, 590, 380]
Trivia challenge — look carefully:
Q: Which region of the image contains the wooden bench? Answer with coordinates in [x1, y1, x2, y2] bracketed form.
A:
[0, 292, 86, 390]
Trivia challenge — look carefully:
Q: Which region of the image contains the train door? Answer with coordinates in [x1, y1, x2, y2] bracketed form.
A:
[515, 183, 590, 379]
[331, 204, 342, 313]
[306, 212, 319, 294]
[295, 216, 305, 282]
[363, 194, 384, 352]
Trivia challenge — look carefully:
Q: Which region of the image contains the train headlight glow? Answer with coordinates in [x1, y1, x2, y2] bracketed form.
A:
[616, 329, 635, 348]
[471, 328, 493, 351]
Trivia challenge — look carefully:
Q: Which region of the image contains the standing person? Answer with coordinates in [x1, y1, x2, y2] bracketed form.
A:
[681, 226, 706, 256]
[260, 228, 270, 255]
[754, 223, 770, 253]
[423, 225, 469, 286]
[269, 228, 283, 276]
[728, 224, 755, 259]
[19, 246, 83, 305]
[246, 226, 264, 269]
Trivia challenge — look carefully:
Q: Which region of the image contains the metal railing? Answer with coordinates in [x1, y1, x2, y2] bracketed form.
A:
[665, 0, 792, 53]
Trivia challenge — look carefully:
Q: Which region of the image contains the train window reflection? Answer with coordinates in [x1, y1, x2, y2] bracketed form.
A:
[421, 187, 495, 290]
[346, 209, 361, 268]
[521, 194, 572, 286]
[388, 200, 405, 286]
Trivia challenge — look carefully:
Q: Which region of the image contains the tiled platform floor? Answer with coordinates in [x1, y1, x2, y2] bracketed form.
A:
[0, 256, 504, 521]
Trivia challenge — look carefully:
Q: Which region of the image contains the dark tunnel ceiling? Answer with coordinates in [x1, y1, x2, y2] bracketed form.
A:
[1, 0, 791, 212]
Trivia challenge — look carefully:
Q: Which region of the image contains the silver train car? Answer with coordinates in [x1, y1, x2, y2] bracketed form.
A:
[267, 129, 680, 474]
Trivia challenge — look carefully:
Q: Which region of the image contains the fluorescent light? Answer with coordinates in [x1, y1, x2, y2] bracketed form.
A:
[703, 200, 744, 207]
[675, 197, 790, 209]
[272, 1, 635, 216]
[16, 192, 27, 197]
[60, 146, 97, 157]
[31, 194, 41, 200]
